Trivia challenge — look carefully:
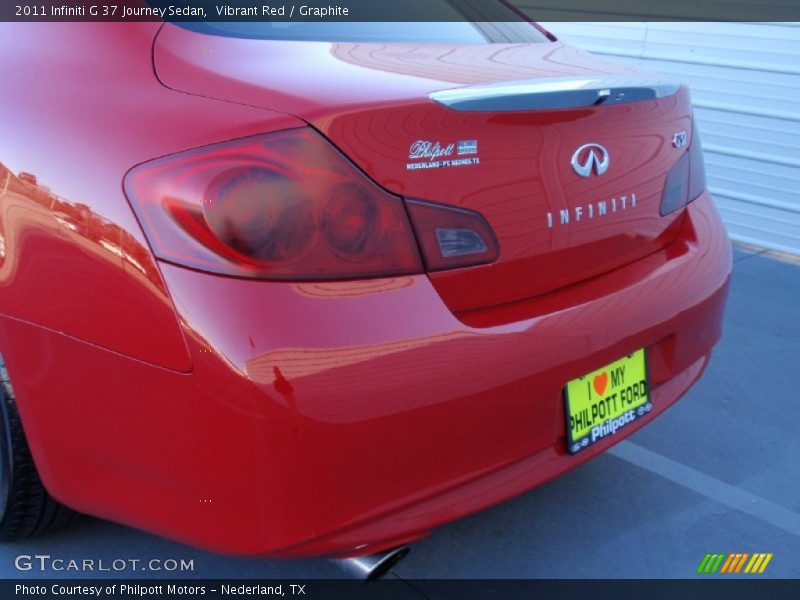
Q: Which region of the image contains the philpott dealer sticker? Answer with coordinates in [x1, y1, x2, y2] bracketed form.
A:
[406, 139, 480, 170]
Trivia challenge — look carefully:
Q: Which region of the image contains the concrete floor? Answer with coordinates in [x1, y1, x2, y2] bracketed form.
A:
[2, 245, 798, 584]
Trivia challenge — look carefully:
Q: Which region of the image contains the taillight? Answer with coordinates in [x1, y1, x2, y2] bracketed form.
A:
[124, 128, 423, 280]
[405, 199, 500, 271]
[660, 121, 707, 216]
[687, 122, 707, 201]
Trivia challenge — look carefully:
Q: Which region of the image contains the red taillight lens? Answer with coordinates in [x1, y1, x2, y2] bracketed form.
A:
[660, 121, 707, 216]
[405, 199, 499, 271]
[124, 128, 422, 280]
[660, 149, 691, 216]
[687, 122, 707, 201]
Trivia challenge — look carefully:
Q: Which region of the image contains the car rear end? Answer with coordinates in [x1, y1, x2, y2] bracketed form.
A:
[12, 17, 731, 558]
[121, 18, 731, 557]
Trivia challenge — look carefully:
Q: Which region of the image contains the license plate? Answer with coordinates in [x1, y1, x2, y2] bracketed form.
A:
[564, 348, 652, 454]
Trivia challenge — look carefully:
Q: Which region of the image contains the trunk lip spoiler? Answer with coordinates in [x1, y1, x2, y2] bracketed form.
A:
[429, 76, 681, 111]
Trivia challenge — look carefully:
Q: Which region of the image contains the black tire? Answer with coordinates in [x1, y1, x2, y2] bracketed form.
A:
[0, 358, 77, 541]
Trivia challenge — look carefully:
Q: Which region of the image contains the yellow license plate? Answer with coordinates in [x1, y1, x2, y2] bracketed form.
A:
[564, 348, 652, 454]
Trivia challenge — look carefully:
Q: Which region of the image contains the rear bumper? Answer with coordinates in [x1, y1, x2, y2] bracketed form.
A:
[7, 192, 731, 558]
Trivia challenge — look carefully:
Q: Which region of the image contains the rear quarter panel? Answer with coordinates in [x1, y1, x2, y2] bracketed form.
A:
[0, 22, 300, 371]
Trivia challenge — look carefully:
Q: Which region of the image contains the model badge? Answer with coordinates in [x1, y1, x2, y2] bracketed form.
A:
[571, 143, 610, 177]
[546, 194, 638, 229]
[673, 131, 688, 148]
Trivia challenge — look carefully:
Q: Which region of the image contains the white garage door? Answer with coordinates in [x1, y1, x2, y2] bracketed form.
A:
[538, 22, 800, 255]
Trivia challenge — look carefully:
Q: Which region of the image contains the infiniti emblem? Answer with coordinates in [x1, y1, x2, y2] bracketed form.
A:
[571, 143, 610, 177]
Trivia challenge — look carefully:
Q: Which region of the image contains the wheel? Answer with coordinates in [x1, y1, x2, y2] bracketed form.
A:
[0, 358, 77, 540]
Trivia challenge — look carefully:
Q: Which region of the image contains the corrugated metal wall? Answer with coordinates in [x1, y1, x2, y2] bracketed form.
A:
[536, 22, 800, 255]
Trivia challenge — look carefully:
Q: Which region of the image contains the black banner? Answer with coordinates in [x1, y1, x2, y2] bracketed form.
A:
[3, 0, 800, 22]
[5, 579, 800, 600]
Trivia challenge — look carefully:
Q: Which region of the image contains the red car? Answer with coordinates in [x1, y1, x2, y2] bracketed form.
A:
[0, 16, 731, 577]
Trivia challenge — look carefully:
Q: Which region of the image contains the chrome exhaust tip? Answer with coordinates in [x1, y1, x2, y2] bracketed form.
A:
[331, 546, 409, 581]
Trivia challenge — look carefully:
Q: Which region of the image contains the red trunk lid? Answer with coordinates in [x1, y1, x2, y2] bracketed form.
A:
[155, 25, 693, 312]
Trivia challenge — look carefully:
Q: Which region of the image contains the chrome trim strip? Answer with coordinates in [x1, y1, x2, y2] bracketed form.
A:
[429, 76, 681, 111]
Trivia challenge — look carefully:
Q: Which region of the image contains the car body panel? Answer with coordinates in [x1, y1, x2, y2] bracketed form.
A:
[2, 190, 730, 556]
[316, 97, 692, 311]
[0, 23, 302, 370]
[154, 23, 643, 118]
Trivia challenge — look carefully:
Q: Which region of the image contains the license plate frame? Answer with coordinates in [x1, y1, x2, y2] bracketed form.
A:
[564, 348, 652, 454]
